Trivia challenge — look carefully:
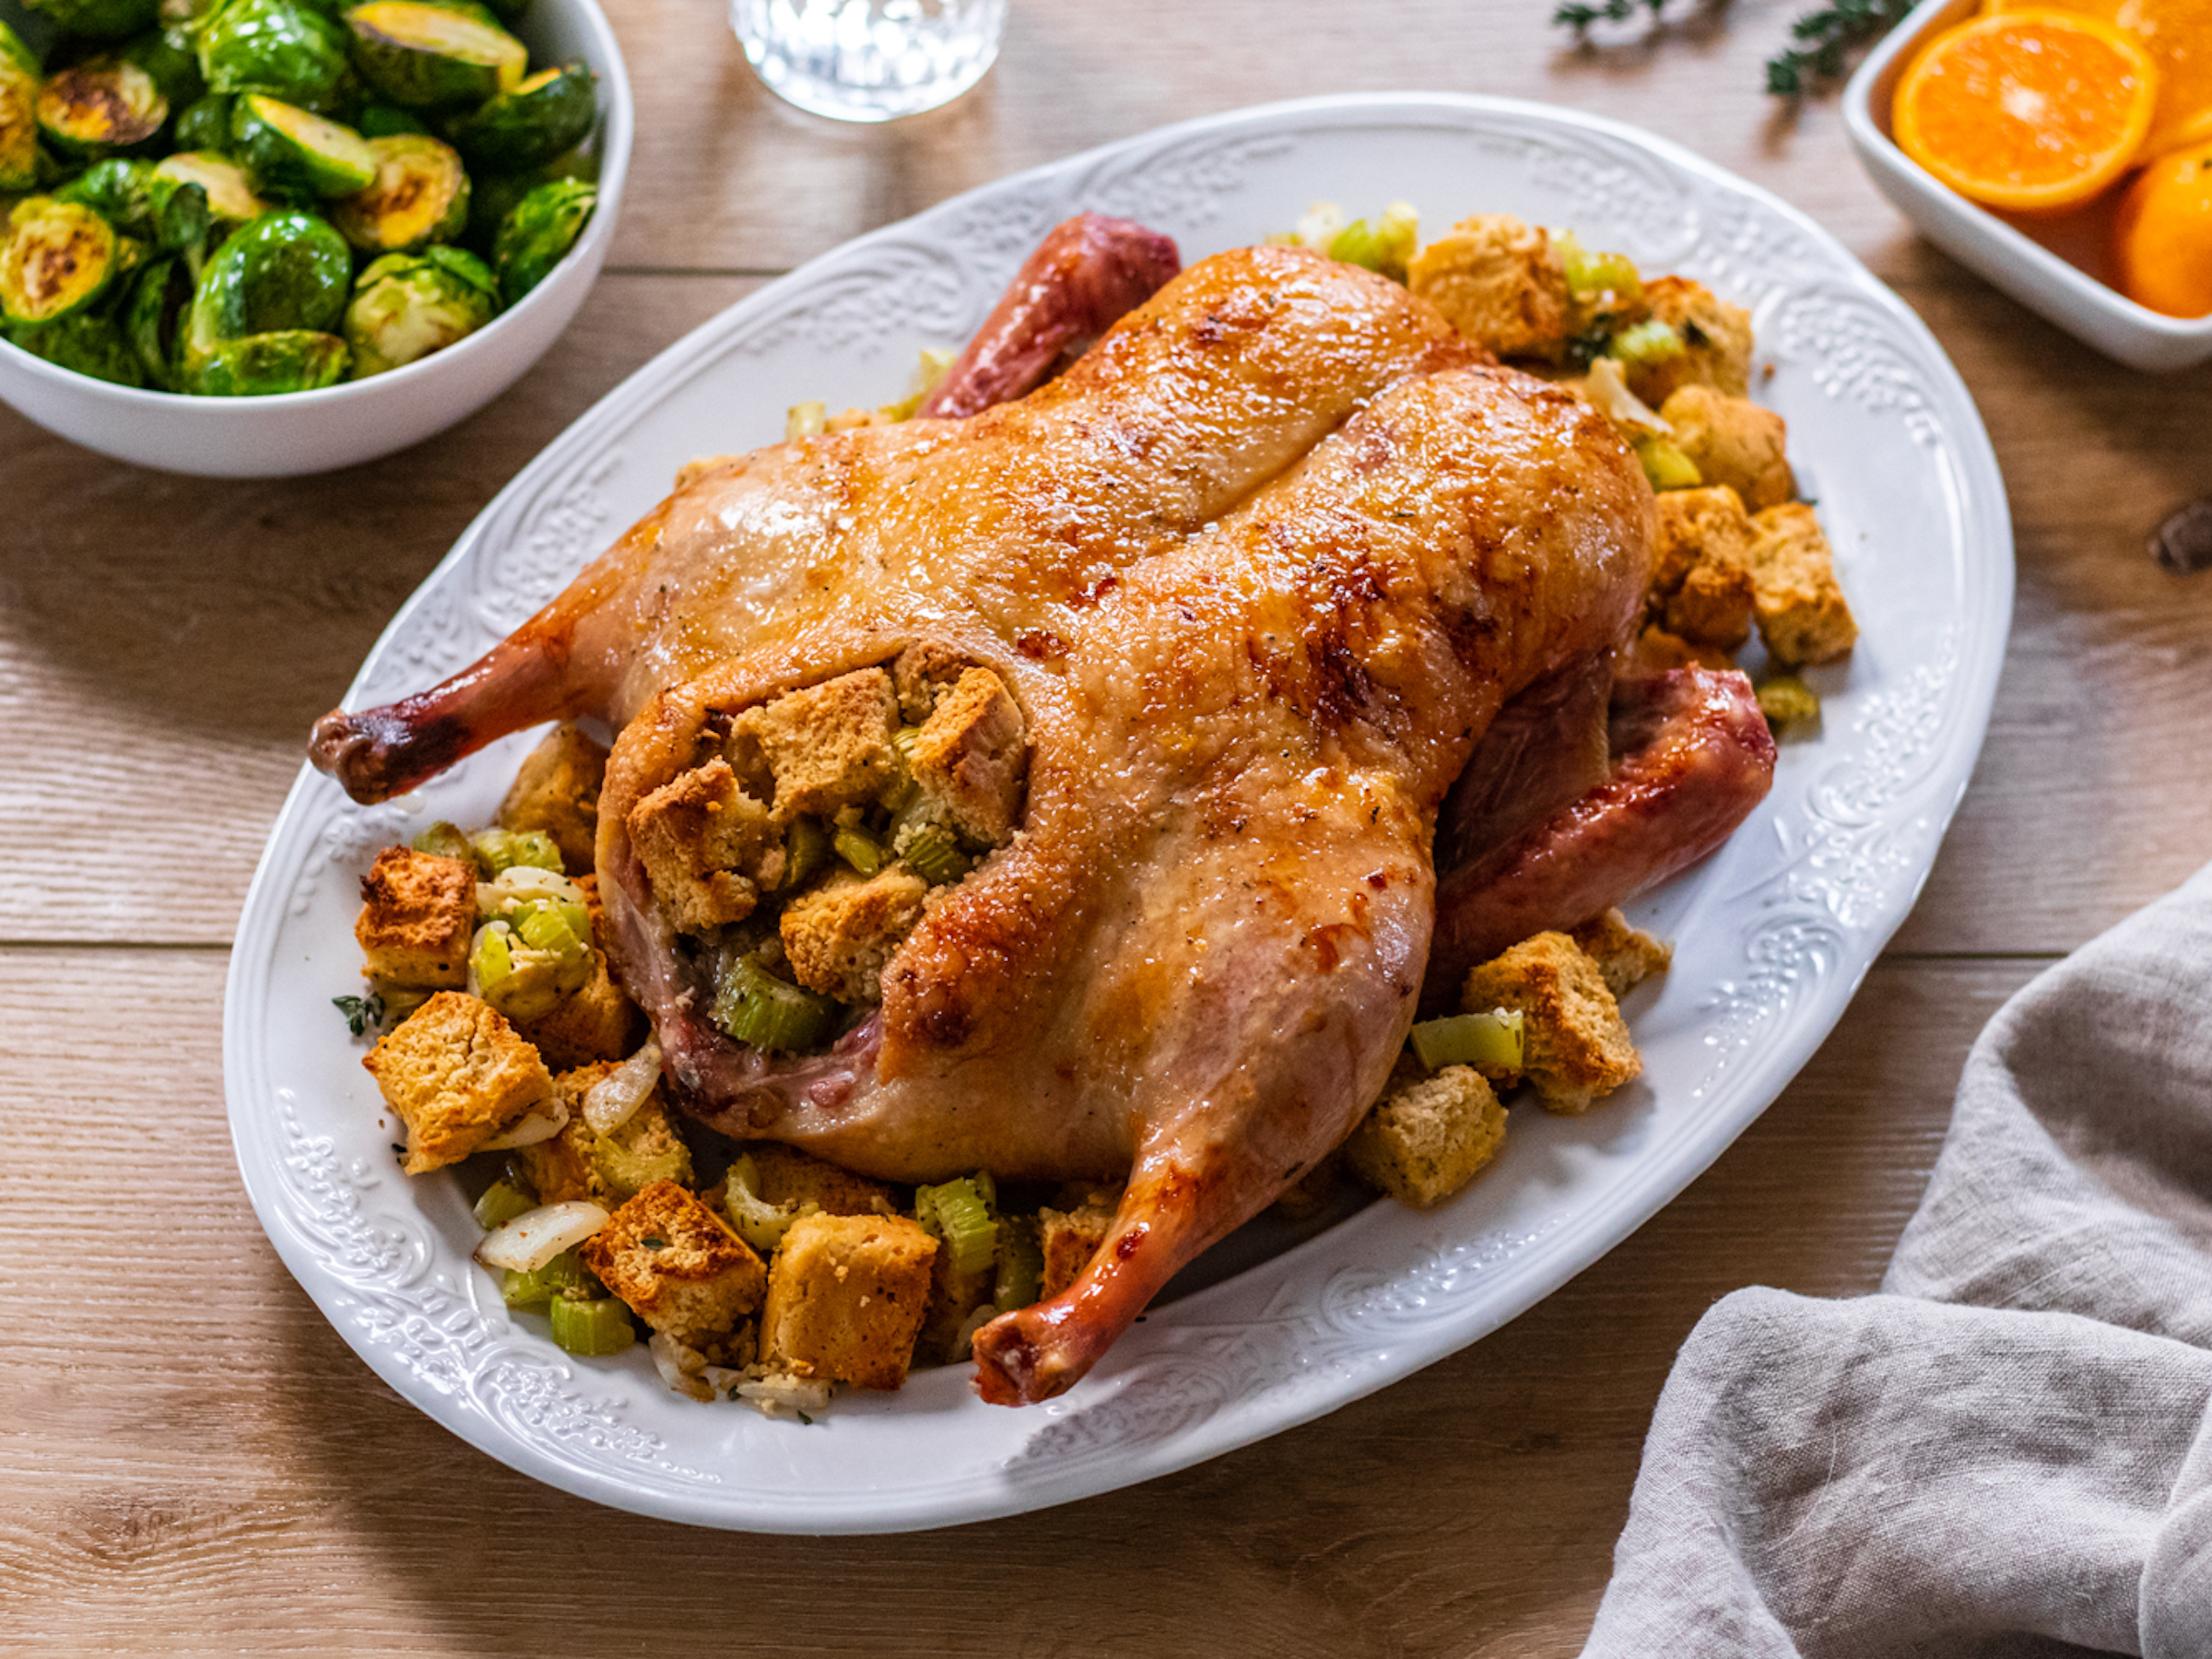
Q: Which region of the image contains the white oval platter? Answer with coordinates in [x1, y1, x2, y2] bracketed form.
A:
[224, 92, 2012, 1535]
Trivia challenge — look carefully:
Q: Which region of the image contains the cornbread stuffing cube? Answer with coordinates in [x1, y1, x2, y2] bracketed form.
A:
[1748, 503, 1859, 667]
[1347, 1063, 1507, 1208]
[497, 723, 607, 876]
[760, 1213, 937, 1391]
[1040, 1187, 1122, 1299]
[1407, 214, 1571, 360]
[1630, 625, 1735, 676]
[1650, 485, 1758, 653]
[582, 1180, 766, 1345]
[515, 1063, 692, 1205]
[627, 759, 778, 934]
[1462, 932, 1641, 1115]
[780, 866, 929, 1004]
[908, 666, 1027, 847]
[672, 453, 739, 492]
[732, 667, 900, 818]
[1626, 276, 1754, 406]
[746, 1144, 898, 1217]
[512, 947, 643, 1071]
[362, 991, 554, 1174]
[1568, 909, 1674, 999]
[1660, 387, 1794, 512]
[354, 846, 476, 990]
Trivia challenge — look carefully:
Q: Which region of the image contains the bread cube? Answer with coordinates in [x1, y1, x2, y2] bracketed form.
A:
[512, 947, 643, 1071]
[892, 640, 974, 724]
[1407, 214, 1571, 360]
[1660, 387, 1794, 512]
[780, 865, 929, 1004]
[582, 1180, 766, 1345]
[1462, 932, 1641, 1115]
[1626, 276, 1753, 406]
[732, 667, 899, 818]
[626, 759, 778, 935]
[1040, 1187, 1122, 1298]
[1749, 503, 1858, 667]
[672, 453, 738, 492]
[1568, 909, 1674, 998]
[1347, 1063, 1506, 1208]
[746, 1144, 897, 1217]
[354, 846, 476, 990]
[759, 1213, 937, 1391]
[497, 724, 607, 877]
[1630, 624, 1735, 676]
[518, 1062, 691, 1206]
[908, 666, 1026, 847]
[362, 991, 554, 1174]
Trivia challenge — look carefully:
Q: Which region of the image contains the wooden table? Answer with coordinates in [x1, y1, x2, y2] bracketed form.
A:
[6, 1, 2210, 1650]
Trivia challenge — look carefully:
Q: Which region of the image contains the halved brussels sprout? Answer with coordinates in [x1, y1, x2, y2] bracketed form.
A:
[37, 57, 167, 156]
[22, 0, 160, 42]
[330, 130, 463, 251]
[57, 156, 207, 251]
[123, 248, 191, 383]
[155, 148, 266, 221]
[0, 21, 37, 190]
[355, 97, 425, 136]
[171, 89, 230, 149]
[196, 0, 355, 113]
[341, 241, 492, 374]
[7, 307, 143, 382]
[120, 24, 205, 105]
[186, 206, 349, 341]
[0, 195, 119, 324]
[343, 0, 524, 111]
[181, 324, 347, 392]
[444, 59, 589, 171]
[229, 91, 374, 195]
[490, 173, 589, 304]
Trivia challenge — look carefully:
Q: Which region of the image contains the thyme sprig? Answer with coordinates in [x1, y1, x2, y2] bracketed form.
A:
[1764, 0, 1915, 93]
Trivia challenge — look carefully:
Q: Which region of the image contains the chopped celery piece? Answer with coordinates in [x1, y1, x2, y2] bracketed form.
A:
[714, 956, 835, 1052]
[548, 1293, 635, 1356]
[471, 923, 515, 994]
[514, 898, 585, 956]
[900, 826, 971, 887]
[471, 1177, 535, 1230]
[832, 823, 886, 877]
[723, 1153, 818, 1253]
[785, 399, 826, 439]
[1558, 230, 1643, 305]
[500, 1248, 595, 1308]
[1609, 318, 1684, 368]
[410, 819, 474, 863]
[994, 1222, 1041, 1313]
[916, 1175, 998, 1277]
[471, 826, 561, 875]
[1327, 200, 1418, 282]
[782, 818, 831, 891]
[1409, 1008, 1525, 1073]
[1757, 676, 1820, 730]
[1633, 434, 1702, 491]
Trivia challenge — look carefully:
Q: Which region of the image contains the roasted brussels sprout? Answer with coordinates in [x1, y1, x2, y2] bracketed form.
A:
[37, 57, 168, 156]
[0, 20, 38, 190]
[444, 59, 588, 171]
[171, 89, 229, 148]
[154, 147, 266, 221]
[56, 156, 207, 250]
[330, 129, 462, 250]
[182, 324, 346, 391]
[120, 24, 205, 106]
[341, 241, 492, 374]
[0, 194, 120, 324]
[229, 91, 374, 195]
[7, 307, 143, 382]
[356, 97, 425, 136]
[196, 0, 354, 113]
[22, 0, 160, 42]
[490, 173, 589, 304]
[186, 206, 349, 341]
[343, 0, 524, 111]
[122, 246, 190, 383]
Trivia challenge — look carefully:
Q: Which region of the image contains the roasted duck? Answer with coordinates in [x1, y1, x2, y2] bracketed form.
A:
[312, 217, 1772, 1406]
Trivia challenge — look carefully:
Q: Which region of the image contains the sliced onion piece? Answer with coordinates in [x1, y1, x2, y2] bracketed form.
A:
[648, 1329, 715, 1402]
[1580, 356, 1670, 438]
[474, 1199, 609, 1272]
[480, 1096, 570, 1149]
[582, 1036, 663, 1135]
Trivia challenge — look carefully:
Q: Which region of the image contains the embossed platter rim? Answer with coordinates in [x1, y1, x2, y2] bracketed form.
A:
[224, 91, 2011, 1534]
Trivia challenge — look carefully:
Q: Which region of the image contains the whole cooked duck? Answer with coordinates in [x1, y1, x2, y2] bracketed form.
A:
[311, 217, 1773, 1406]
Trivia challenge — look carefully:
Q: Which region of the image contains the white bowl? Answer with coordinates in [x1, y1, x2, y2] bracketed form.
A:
[1843, 0, 2212, 373]
[0, 0, 633, 476]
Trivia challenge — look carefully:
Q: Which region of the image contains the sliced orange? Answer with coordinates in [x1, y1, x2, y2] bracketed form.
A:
[2114, 135, 2212, 312]
[1895, 10, 2159, 212]
[1988, 0, 2212, 159]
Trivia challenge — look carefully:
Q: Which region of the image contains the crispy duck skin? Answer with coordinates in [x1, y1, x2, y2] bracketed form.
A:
[304, 227, 1773, 1406]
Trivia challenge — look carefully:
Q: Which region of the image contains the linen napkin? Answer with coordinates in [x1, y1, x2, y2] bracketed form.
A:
[1581, 865, 2212, 1658]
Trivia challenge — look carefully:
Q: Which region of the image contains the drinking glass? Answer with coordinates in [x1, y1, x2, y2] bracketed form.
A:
[731, 0, 1007, 123]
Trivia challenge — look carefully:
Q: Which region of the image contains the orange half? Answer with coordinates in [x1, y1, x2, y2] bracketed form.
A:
[1988, 0, 2212, 159]
[1896, 10, 2159, 211]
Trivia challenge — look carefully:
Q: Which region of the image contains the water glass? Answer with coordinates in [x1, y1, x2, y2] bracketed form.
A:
[732, 0, 1007, 123]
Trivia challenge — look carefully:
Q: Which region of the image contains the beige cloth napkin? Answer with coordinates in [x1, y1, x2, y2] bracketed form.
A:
[1582, 866, 2212, 1658]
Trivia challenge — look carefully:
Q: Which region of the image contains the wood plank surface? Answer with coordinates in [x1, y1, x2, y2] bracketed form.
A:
[7, 0, 2211, 1649]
